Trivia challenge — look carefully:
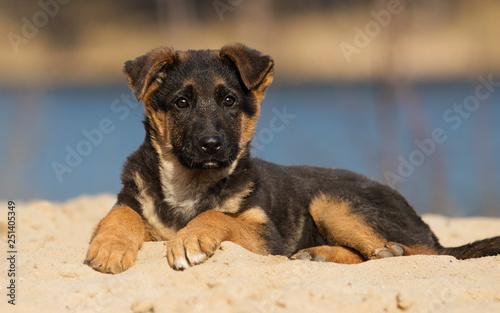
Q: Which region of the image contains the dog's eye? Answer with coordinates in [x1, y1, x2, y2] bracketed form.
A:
[223, 96, 236, 107]
[175, 98, 189, 108]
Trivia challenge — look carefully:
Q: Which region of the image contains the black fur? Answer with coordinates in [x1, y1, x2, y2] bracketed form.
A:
[116, 44, 500, 262]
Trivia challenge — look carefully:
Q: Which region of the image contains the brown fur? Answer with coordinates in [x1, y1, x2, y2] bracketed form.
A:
[148, 110, 168, 143]
[219, 44, 273, 91]
[86, 44, 500, 274]
[239, 113, 260, 151]
[165, 207, 269, 270]
[308, 193, 386, 258]
[215, 182, 255, 213]
[85, 206, 145, 274]
[252, 67, 274, 104]
[126, 47, 176, 102]
[292, 245, 365, 264]
[397, 243, 439, 256]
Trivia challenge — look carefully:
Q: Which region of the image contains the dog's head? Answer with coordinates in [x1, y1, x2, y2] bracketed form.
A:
[124, 44, 273, 170]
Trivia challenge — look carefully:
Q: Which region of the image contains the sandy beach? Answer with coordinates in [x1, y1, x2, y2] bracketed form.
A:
[1, 194, 500, 313]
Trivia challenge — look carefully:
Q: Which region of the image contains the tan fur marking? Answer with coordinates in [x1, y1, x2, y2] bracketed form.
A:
[133, 172, 177, 240]
[190, 208, 269, 255]
[402, 244, 439, 256]
[215, 182, 254, 213]
[131, 53, 188, 109]
[85, 205, 145, 274]
[214, 76, 227, 86]
[142, 81, 162, 106]
[124, 47, 176, 102]
[90, 205, 145, 242]
[309, 193, 386, 258]
[252, 67, 274, 104]
[166, 208, 269, 265]
[294, 245, 365, 264]
[148, 110, 168, 141]
[239, 113, 259, 148]
[232, 206, 269, 225]
[237, 112, 260, 164]
[229, 207, 270, 254]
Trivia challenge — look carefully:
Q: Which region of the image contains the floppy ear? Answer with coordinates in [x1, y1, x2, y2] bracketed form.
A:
[219, 43, 274, 91]
[123, 47, 176, 102]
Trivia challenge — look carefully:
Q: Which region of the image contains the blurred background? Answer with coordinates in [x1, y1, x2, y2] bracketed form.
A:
[1, 0, 500, 216]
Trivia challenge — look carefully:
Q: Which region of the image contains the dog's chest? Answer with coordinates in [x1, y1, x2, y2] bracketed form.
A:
[159, 160, 206, 219]
[159, 160, 251, 217]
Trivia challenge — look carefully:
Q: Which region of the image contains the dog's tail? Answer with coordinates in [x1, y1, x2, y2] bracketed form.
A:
[438, 236, 500, 259]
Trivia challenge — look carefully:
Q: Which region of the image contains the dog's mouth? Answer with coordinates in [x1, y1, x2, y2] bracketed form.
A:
[198, 159, 228, 169]
[180, 156, 233, 170]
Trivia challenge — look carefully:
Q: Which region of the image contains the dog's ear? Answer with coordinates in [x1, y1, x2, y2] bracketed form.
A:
[124, 47, 176, 102]
[219, 43, 274, 91]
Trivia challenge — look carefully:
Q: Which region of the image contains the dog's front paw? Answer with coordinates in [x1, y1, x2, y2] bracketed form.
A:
[85, 235, 139, 274]
[165, 227, 221, 271]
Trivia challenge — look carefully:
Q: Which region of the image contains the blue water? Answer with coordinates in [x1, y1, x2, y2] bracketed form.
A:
[1, 81, 499, 216]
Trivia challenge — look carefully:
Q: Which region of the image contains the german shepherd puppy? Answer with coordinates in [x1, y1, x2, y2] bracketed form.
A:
[85, 43, 500, 274]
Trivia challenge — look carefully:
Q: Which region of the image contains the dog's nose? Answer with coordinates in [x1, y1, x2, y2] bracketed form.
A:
[199, 136, 223, 155]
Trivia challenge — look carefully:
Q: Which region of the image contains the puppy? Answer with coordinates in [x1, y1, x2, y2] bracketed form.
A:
[85, 43, 500, 274]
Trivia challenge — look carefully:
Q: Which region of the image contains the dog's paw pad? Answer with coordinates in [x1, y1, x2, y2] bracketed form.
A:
[386, 242, 405, 256]
[291, 249, 327, 262]
[371, 242, 405, 259]
[372, 247, 395, 258]
[290, 251, 313, 261]
[314, 256, 327, 262]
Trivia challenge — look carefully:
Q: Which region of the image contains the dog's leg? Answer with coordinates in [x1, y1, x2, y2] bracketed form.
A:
[371, 242, 438, 259]
[291, 245, 365, 264]
[85, 205, 145, 274]
[307, 193, 392, 262]
[306, 194, 441, 263]
[166, 208, 269, 270]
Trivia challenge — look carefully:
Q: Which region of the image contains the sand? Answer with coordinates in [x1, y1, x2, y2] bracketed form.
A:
[1, 194, 500, 313]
